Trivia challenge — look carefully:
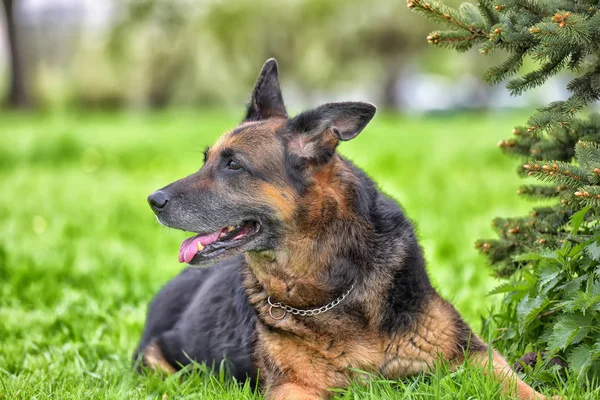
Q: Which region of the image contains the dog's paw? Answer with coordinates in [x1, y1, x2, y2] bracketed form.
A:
[142, 340, 177, 374]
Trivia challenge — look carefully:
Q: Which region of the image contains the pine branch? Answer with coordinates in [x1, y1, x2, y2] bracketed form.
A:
[528, 206, 572, 231]
[575, 114, 600, 142]
[529, 12, 593, 49]
[567, 49, 587, 71]
[526, 97, 585, 134]
[573, 185, 600, 207]
[501, 0, 549, 20]
[478, 0, 501, 27]
[523, 161, 588, 187]
[407, 0, 490, 37]
[567, 64, 600, 103]
[575, 141, 600, 183]
[555, 1, 600, 14]
[476, 238, 521, 274]
[517, 184, 563, 199]
[460, 2, 491, 29]
[506, 54, 569, 95]
[498, 133, 537, 157]
[410, 0, 600, 289]
[528, 138, 577, 161]
[484, 47, 528, 83]
[428, 30, 484, 51]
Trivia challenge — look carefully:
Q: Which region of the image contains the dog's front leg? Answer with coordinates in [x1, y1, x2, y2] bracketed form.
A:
[140, 340, 177, 374]
[465, 349, 560, 400]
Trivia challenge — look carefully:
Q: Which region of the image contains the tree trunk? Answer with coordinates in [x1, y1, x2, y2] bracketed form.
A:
[3, 0, 29, 108]
[380, 61, 402, 111]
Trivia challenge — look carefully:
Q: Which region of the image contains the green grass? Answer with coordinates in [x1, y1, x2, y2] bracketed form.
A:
[0, 109, 593, 398]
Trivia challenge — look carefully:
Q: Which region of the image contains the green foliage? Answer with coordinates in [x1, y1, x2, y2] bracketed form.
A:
[486, 235, 600, 379]
[409, 0, 600, 382]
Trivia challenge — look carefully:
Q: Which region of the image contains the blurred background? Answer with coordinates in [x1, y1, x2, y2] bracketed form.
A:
[0, 1, 578, 397]
[0, 0, 569, 112]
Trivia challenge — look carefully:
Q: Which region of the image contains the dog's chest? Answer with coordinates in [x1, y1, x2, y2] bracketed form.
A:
[257, 325, 443, 384]
[258, 325, 385, 379]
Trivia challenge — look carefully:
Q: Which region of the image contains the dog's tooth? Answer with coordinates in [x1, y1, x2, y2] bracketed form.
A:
[227, 226, 234, 232]
[197, 242, 204, 252]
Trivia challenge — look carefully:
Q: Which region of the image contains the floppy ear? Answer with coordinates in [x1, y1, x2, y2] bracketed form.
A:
[244, 58, 288, 121]
[286, 102, 376, 163]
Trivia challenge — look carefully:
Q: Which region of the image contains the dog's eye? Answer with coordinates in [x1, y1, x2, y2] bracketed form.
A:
[226, 159, 241, 170]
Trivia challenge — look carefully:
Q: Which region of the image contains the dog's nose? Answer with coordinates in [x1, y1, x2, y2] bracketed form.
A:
[148, 190, 169, 213]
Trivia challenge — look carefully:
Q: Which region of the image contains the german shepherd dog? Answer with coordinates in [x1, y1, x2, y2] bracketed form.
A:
[135, 59, 553, 400]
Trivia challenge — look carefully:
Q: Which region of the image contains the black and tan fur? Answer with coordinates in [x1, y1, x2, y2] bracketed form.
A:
[135, 59, 553, 400]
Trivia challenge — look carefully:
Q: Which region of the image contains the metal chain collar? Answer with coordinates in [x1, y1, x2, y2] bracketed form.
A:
[267, 284, 355, 320]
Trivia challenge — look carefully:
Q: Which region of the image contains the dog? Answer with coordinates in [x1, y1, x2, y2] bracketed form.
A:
[135, 59, 553, 400]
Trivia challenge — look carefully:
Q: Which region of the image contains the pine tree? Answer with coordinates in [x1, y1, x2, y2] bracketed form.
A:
[409, 0, 600, 378]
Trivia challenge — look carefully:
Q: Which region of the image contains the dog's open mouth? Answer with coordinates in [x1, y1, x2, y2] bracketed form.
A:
[178, 220, 261, 263]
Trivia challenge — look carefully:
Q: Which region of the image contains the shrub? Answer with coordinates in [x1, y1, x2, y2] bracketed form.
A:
[408, 0, 600, 379]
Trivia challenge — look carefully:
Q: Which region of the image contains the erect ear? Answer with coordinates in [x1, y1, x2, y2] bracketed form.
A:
[286, 102, 376, 163]
[244, 58, 287, 121]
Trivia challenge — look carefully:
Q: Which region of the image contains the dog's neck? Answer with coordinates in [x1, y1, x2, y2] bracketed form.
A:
[244, 219, 362, 306]
[244, 160, 376, 309]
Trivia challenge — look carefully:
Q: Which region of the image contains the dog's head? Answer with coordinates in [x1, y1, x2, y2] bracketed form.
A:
[149, 59, 376, 266]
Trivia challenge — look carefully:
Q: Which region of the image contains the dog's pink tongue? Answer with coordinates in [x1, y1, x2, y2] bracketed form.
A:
[178, 231, 221, 263]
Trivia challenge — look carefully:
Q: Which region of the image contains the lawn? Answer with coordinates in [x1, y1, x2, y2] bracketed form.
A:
[0, 109, 591, 398]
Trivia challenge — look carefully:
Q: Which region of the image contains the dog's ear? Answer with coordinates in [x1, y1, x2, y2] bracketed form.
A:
[286, 102, 376, 163]
[244, 58, 287, 121]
